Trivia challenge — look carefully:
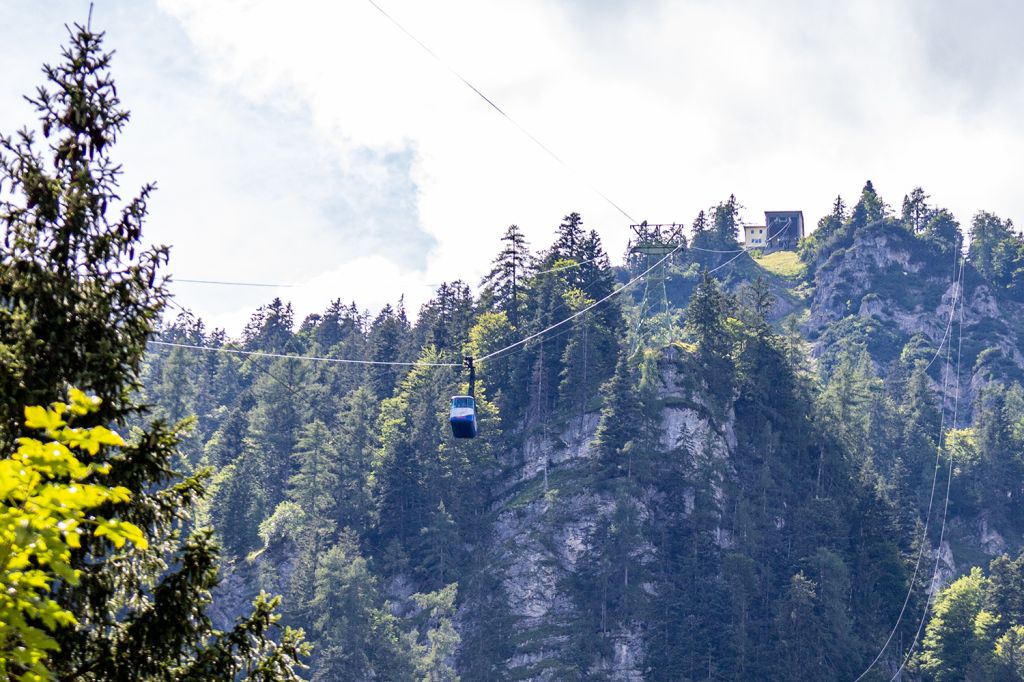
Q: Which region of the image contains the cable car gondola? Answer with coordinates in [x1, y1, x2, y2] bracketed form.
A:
[450, 357, 478, 439]
[449, 395, 478, 438]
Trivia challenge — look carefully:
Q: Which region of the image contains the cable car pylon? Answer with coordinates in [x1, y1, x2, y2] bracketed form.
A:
[628, 221, 685, 350]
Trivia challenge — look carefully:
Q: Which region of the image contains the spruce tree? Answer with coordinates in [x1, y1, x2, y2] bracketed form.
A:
[711, 194, 743, 244]
[283, 420, 341, 618]
[367, 301, 412, 398]
[684, 273, 735, 403]
[553, 211, 586, 261]
[593, 350, 643, 479]
[0, 20, 305, 678]
[849, 180, 886, 229]
[310, 533, 417, 680]
[480, 224, 530, 327]
[243, 298, 296, 352]
[901, 186, 933, 233]
[692, 209, 709, 236]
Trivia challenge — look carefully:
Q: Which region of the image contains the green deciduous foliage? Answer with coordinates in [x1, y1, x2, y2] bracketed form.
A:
[411, 583, 461, 682]
[465, 310, 515, 409]
[910, 550, 1024, 681]
[919, 568, 988, 680]
[1, 390, 146, 681]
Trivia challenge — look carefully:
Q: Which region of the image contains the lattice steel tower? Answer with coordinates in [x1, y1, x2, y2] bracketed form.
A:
[628, 221, 685, 350]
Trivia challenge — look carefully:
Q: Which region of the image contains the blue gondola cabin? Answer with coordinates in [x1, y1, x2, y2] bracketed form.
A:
[449, 395, 478, 438]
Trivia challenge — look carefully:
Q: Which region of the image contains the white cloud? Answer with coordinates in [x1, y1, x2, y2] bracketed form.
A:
[3, 0, 1024, 335]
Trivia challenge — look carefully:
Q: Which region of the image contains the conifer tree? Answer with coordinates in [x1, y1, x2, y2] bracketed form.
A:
[481, 224, 530, 327]
[692, 209, 709, 236]
[0, 20, 305, 678]
[923, 209, 963, 254]
[411, 584, 462, 681]
[902, 186, 933, 233]
[684, 274, 735, 402]
[575, 229, 614, 294]
[283, 420, 341, 616]
[558, 287, 618, 422]
[333, 386, 378, 533]
[417, 280, 475, 353]
[233, 358, 305, 531]
[849, 180, 886, 229]
[310, 532, 417, 681]
[367, 301, 412, 398]
[418, 501, 459, 588]
[593, 350, 644, 479]
[553, 211, 586, 261]
[819, 195, 847, 241]
[712, 194, 743, 244]
[243, 298, 296, 352]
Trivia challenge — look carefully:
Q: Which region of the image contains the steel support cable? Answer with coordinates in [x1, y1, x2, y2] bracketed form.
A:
[476, 237, 717, 365]
[169, 246, 744, 293]
[477, 231, 761, 366]
[853, 252, 966, 681]
[154, 255, 633, 371]
[911, 249, 963, 375]
[153, 226, 767, 373]
[147, 340, 460, 367]
[532, 255, 606, 276]
[488, 247, 752, 369]
[172, 244, 741, 291]
[364, 0, 636, 223]
[173, 278, 295, 288]
[690, 244, 747, 254]
[705, 248, 748, 274]
[890, 261, 967, 681]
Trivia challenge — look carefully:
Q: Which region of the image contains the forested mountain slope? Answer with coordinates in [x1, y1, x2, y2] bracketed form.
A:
[143, 188, 1024, 680]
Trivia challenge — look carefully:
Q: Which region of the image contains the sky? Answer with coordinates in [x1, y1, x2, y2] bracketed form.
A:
[1, 0, 1023, 334]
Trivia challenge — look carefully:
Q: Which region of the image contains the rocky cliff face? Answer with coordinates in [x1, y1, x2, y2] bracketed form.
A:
[471, 224, 1024, 678]
[805, 221, 1024, 595]
[808, 222, 1024, 411]
[471, 358, 736, 680]
[201, 224, 1024, 679]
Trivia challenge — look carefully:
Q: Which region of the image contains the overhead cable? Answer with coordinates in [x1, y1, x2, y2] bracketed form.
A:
[476, 241, 688, 364]
[853, 251, 966, 681]
[147, 340, 460, 367]
[889, 260, 967, 681]
[174, 278, 295, 288]
[533, 255, 606, 276]
[155, 227, 761, 371]
[364, 0, 637, 223]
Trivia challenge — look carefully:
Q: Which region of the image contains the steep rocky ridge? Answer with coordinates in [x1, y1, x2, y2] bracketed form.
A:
[469, 356, 735, 679]
[807, 221, 1024, 405]
[803, 221, 1024, 596]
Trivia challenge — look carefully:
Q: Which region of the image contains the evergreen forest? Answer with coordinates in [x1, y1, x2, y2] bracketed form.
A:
[7, 16, 1024, 682]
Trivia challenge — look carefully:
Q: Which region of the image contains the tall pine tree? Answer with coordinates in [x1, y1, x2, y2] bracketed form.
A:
[0, 20, 305, 678]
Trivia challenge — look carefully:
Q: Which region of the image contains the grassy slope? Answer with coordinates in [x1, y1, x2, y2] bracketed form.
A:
[752, 250, 805, 278]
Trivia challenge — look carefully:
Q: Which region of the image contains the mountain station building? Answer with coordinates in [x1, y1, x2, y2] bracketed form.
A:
[744, 211, 804, 251]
